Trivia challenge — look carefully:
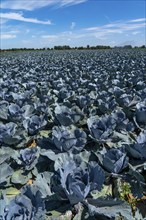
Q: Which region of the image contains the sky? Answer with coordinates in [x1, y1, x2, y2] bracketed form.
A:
[0, 0, 146, 49]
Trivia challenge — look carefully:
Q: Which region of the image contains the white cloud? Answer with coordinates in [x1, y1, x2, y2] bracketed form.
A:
[121, 23, 145, 31]
[128, 18, 146, 23]
[132, 31, 141, 35]
[42, 31, 73, 40]
[0, 18, 8, 25]
[42, 35, 58, 40]
[74, 34, 86, 39]
[0, 12, 52, 25]
[70, 22, 76, 29]
[0, 1, 52, 10]
[1, 34, 16, 39]
[26, 29, 30, 33]
[0, 0, 87, 10]
[59, 0, 87, 7]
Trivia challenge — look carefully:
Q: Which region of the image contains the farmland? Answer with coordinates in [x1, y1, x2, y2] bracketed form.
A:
[0, 49, 146, 219]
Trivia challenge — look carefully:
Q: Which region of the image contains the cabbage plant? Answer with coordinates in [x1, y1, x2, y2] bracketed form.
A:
[51, 156, 105, 205]
[52, 125, 87, 153]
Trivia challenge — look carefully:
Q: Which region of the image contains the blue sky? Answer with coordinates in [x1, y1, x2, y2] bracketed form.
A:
[0, 0, 146, 49]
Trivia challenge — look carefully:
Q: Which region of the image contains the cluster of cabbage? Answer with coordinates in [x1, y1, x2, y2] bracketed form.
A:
[0, 49, 146, 219]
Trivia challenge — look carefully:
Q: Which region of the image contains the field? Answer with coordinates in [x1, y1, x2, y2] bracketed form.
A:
[0, 49, 146, 219]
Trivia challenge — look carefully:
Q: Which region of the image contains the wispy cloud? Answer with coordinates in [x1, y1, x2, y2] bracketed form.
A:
[1, 34, 16, 39]
[1, 28, 20, 40]
[0, 12, 52, 25]
[26, 29, 30, 33]
[42, 35, 58, 41]
[0, 18, 8, 25]
[83, 18, 146, 36]
[70, 22, 76, 29]
[128, 18, 146, 23]
[0, 0, 87, 10]
[41, 31, 73, 42]
[1, 16, 145, 48]
[59, 0, 87, 7]
[132, 31, 141, 35]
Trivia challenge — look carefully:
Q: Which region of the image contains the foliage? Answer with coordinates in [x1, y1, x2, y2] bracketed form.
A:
[0, 50, 146, 219]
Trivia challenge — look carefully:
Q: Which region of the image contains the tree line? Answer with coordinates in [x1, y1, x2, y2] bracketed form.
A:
[0, 44, 145, 52]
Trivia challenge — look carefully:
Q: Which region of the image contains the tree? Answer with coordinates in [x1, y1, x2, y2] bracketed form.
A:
[123, 45, 132, 49]
[140, 45, 145, 48]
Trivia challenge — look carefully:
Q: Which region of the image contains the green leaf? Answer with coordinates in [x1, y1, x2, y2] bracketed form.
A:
[39, 130, 52, 138]
[11, 169, 32, 185]
[5, 187, 20, 200]
[90, 185, 112, 199]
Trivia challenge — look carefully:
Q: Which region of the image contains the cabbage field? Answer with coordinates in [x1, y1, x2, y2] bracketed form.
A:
[0, 49, 146, 220]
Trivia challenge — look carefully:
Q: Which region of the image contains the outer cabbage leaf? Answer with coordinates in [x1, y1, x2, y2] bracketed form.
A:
[22, 104, 35, 119]
[125, 169, 146, 198]
[0, 122, 23, 145]
[2, 185, 45, 220]
[87, 115, 116, 141]
[86, 197, 133, 220]
[33, 172, 53, 198]
[11, 169, 32, 185]
[136, 102, 146, 125]
[0, 147, 14, 164]
[97, 148, 129, 173]
[18, 147, 40, 170]
[137, 130, 146, 144]
[0, 101, 9, 120]
[0, 191, 7, 219]
[55, 105, 82, 126]
[23, 115, 47, 135]
[8, 103, 22, 122]
[52, 125, 87, 153]
[0, 162, 13, 184]
[125, 143, 146, 160]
